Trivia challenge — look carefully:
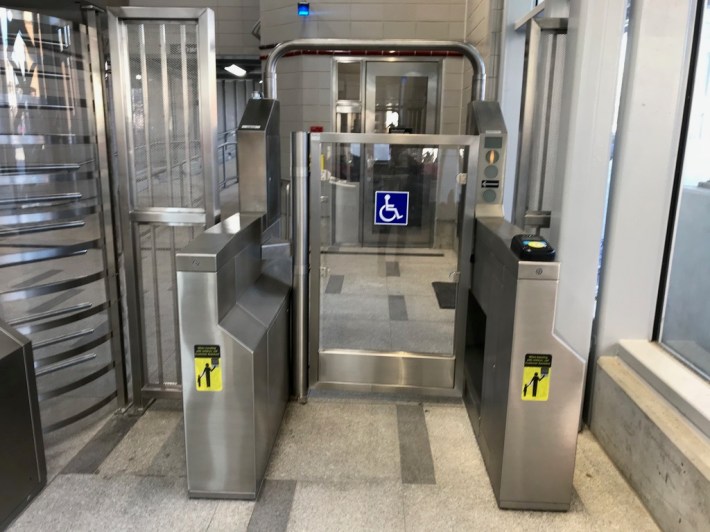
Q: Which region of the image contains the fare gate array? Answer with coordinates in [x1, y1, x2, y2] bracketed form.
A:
[173, 39, 586, 511]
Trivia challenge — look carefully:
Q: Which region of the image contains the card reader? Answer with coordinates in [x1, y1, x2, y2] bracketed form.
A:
[511, 234, 556, 262]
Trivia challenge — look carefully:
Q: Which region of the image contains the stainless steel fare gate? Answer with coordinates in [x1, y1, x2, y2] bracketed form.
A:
[108, 7, 219, 405]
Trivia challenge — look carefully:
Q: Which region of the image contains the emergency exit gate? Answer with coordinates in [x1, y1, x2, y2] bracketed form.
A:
[108, 7, 218, 406]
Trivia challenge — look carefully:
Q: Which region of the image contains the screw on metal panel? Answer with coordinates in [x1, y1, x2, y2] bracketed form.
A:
[536, 268, 543, 275]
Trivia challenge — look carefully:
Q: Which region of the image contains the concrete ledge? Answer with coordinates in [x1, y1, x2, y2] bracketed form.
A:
[591, 355, 710, 532]
[617, 339, 710, 438]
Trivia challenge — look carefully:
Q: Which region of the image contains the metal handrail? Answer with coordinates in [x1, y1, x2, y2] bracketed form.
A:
[265, 38, 487, 101]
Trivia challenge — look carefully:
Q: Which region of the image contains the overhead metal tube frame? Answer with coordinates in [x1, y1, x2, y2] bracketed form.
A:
[291, 132, 309, 403]
[264, 39, 487, 102]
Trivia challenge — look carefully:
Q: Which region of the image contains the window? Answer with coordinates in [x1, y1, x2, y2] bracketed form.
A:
[659, 2, 710, 380]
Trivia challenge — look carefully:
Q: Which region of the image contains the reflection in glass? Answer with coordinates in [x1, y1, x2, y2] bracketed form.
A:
[373, 75, 429, 133]
[660, 4, 710, 379]
[318, 141, 465, 355]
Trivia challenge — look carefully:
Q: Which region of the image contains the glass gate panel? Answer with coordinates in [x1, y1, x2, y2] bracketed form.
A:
[310, 133, 478, 390]
[364, 61, 439, 134]
[108, 8, 217, 403]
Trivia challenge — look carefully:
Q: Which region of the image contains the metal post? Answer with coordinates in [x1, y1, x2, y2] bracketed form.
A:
[83, 6, 129, 407]
[292, 132, 309, 403]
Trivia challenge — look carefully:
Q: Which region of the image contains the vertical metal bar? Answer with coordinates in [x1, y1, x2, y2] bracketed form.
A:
[197, 9, 219, 225]
[83, 8, 129, 406]
[151, 225, 164, 383]
[537, 32, 559, 219]
[513, 20, 541, 228]
[292, 131, 309, 403]
[308, 135, 322, 386]
[139, 25, 154, 206]
[180, 24, 191, 208]
[170, 227, 181, 383]
[160, 24, 175, 208]
[108, 11, 147, 407]
[453, 137, 480, 393]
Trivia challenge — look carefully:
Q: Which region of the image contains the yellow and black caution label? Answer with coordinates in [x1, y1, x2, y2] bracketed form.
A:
[521, 353, 551, 401]
[194, 344, 222, 392]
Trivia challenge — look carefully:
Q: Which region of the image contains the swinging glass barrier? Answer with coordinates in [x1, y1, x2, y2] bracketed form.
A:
[311, 135, 476, 360]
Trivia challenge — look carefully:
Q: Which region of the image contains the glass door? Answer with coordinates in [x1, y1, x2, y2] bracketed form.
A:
[363, 61, 440, 247]
[309, 133, 478, 392]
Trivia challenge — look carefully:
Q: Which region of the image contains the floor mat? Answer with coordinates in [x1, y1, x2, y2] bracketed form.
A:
[432, 282, 457, 309]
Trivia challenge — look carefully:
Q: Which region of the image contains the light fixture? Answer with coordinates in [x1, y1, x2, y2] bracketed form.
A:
[135, 74, 142, 80]
[224, 64, 246, 77]
[297, 2, 310, 16]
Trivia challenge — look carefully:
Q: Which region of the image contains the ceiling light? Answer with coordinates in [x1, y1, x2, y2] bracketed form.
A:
[224, 64, 247, 77]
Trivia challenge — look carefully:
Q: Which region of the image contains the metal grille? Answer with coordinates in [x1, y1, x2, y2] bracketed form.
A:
[0, 8, 124, 432]
[137, 223, 195, 387]
[125, 22, 203, 210]
[109, 8, 218, 403]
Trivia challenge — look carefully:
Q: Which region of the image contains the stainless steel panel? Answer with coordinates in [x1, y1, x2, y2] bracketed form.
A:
[466, 217, 585, 511]
[319, 350, 455, 389]
[0, 321, 46, 530]
[177, 209, 290, 500]
[237, 99, 281, 226]
[499, 277, 585, 509]
[176, 213, 263, 273]
[292, 131, 309, 402]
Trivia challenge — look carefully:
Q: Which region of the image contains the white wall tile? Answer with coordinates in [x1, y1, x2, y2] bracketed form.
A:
[350, 5, 384, 21]
[414, 21, 451, 40]
[317, 21, 352, 38]
[383, 22, 417, 39]
[351, 21, 385, 39]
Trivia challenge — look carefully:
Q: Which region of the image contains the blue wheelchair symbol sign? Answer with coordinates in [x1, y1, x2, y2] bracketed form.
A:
[374, 191, 409, 226]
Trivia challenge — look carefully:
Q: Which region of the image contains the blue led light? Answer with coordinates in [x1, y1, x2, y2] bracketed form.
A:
[297, 2, 310, 16]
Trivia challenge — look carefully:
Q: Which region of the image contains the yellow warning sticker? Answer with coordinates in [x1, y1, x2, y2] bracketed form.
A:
[194, 345, 222, 392]
[521, 353, 551, 401]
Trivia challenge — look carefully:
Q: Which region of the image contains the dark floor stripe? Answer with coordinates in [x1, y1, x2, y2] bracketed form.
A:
[144, 418, 185, 477]
[397, 404, 436, 485]
[389, 295, 408, 321]
[61, 414, 139, 474]
[247, 479, 297, 532]
[386, 261, 400, 277]
[325, 274, 344, 294]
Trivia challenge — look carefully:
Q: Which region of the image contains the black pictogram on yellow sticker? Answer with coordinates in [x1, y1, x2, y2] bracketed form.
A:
[521, 353, 551, 401]
[194, 345, 222, 392]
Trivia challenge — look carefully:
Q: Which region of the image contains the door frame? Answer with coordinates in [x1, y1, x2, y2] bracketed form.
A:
[308, 132, 479, 397]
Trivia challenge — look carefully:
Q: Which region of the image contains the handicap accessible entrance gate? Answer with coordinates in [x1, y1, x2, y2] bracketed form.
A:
[304, 127, 504, 395]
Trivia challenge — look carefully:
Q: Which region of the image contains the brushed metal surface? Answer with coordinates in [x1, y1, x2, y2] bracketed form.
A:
[264, 39, 487, 102]
[319, 350, 455, 389]
[292, 132, 309, 402]
[237, 99, 281, 226]
[178, 213, 290, 499]
[466, 216, 585, 511]
[176, 213, 263, 273]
